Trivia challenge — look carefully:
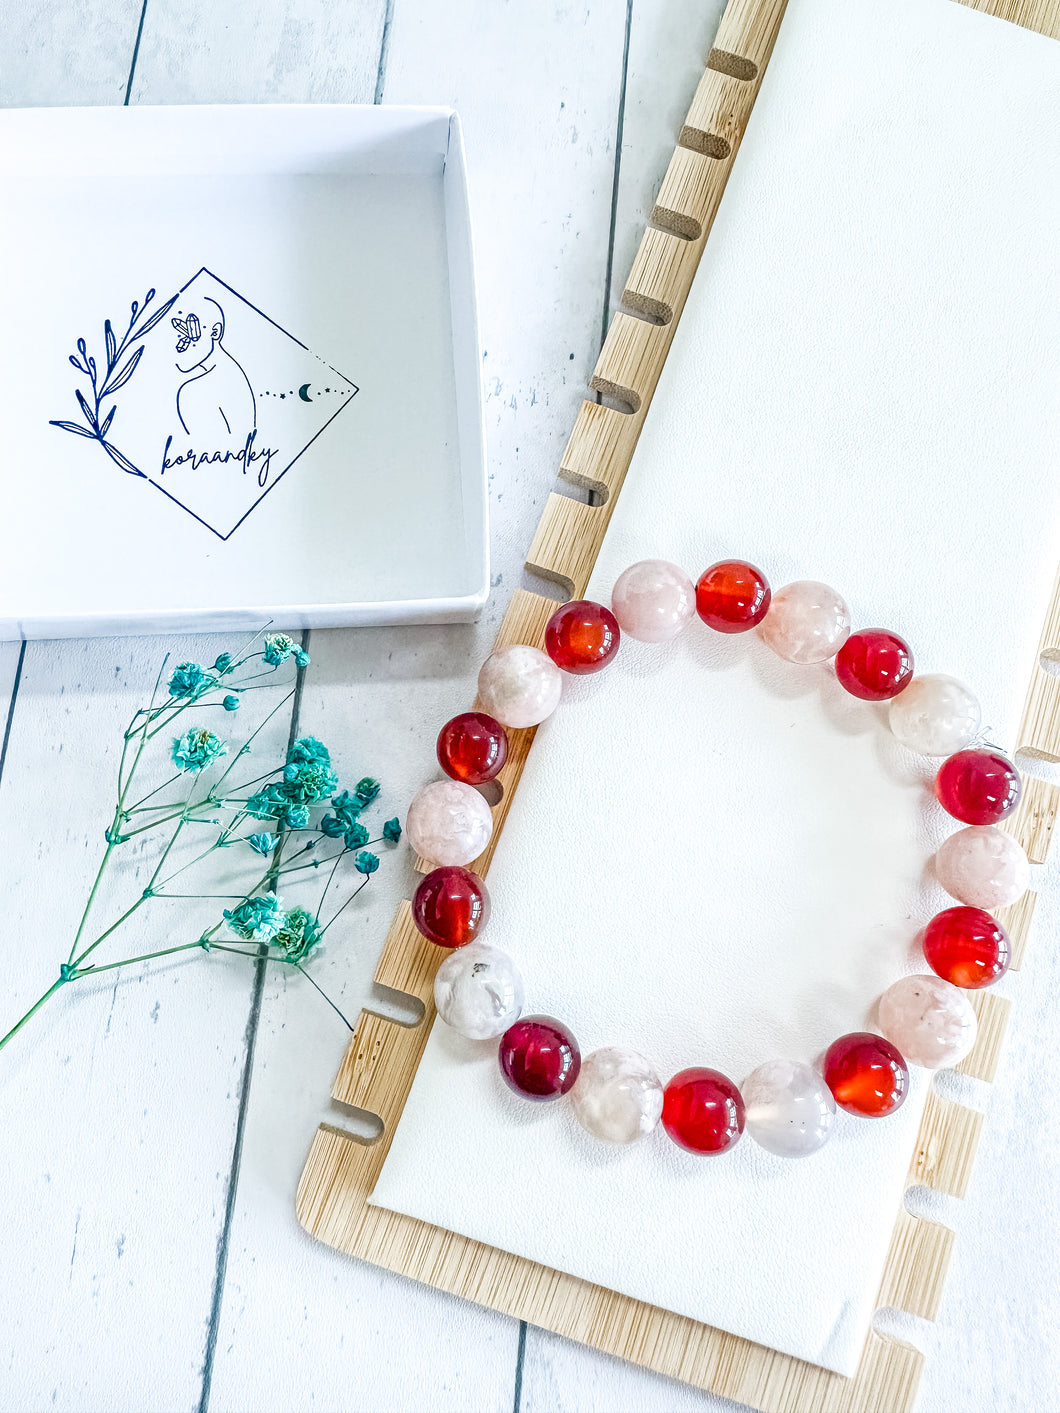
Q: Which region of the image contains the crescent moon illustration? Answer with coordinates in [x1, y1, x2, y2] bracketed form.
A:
[298, 382, 313, 402]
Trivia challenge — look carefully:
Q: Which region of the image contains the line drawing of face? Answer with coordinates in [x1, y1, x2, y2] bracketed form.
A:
[172, 297, 257, 442]
[172, 300, 223, 374]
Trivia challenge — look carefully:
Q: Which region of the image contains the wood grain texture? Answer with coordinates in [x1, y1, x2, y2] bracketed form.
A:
[299, 1122, 927, 1413]
[298, 1, 1055, 1406]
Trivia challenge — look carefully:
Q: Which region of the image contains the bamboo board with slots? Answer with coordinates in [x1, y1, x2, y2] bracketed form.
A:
[297, 1, 1060, 1406]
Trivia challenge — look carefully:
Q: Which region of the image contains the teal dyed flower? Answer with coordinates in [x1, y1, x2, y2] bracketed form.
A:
[319, 813, 347, 839]
[354, 777, 380, 807]
[172, 728, 227, 773]
[213, 652, 233, 673]
[246, 832, 278, 855]
[273, 905, 323, 964]
[294, 648, 310, 668]
[246, 785, 284, 821]
[263, 633, 296, 666]
[344, 822, 369, 850]
[383, 818, 402, 844]
[289, 737, 331, 765]
[284, 804, 311, 830]
[354, 851, 379, 876]
[330, 789, 361, 822]
[223, 695, 240, 711]
[168, 662, 207, 697]
[282, 738, 338, 805]
[223, 893, 287, 942]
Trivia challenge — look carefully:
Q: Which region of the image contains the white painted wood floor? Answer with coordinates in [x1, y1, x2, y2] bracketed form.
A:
[2, 2, 1059, 1409]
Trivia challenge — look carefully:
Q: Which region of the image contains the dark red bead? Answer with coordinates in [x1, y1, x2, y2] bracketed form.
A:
[661, 1067, 745, 1154]
[437, 711, 508, 785]
[822, 1032, 908, 1117]
[498, 1016, 581, 1100]
[923, 906, 1010, 989]
[545, 600, 621, 674]
[412, 866, 490, 948]
[695, 560, 771, 633]
[935, 749, 1021, 825]
[834, 629, 914, 701]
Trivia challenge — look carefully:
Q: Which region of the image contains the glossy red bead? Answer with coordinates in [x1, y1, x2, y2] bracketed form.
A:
[935, 749, 1021, 825]
[695, 560, 771, 633]
[923, 906, 1011, 989]
[545, 600, 621, 674]
[834, 629, 914, 701]
[498, 1015, 581, 1100]
[661, 1067, 745, 1154]
[412, 866, 490, 948]
[822, 1032, 908, 1117]
[437, 711, 508, 785]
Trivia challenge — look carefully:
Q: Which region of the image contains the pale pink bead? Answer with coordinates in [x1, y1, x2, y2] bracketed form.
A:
[757, 580, 851, 664]
[878, 974, 977, 1069]
[935, 825, 1029, 909]
[406, 779, 493, 867]
[611, 559, 696, 643]
[477, 646, 562, 729]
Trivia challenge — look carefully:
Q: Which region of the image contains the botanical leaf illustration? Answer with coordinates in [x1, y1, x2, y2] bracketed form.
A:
[135, 293, 177, 338]
[103, 344, 144, 396]
[99, 405, 117, 438]
[75, 388, 97, 430]
[101, 441, 145, 477]
[48, 419, 97, 439]
[104, 319, 116, 370]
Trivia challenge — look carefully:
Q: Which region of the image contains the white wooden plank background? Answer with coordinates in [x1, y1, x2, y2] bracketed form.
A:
[2, 2, 1059, 1410]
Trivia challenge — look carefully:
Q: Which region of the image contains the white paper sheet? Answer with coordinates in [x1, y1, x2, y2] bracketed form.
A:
[369, 0, 1060, 1375]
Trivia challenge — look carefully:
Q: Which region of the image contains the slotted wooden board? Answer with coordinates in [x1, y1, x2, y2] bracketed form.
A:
[298, 1, 1060, 1406]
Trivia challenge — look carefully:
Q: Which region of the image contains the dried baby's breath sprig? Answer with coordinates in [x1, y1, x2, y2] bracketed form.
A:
[0, 633, 402, 1055]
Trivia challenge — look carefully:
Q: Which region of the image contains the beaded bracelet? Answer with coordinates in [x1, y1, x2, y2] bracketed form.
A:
[405, 560, 1026, 1159]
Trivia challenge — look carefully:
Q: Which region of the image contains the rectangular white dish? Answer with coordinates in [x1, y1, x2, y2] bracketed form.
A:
[0, 104, 488, 638]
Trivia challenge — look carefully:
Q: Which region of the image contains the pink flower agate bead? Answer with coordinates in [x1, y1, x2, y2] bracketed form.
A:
[878, 974, 977, 1069]
[611, 560, 696, 643]
[477, 646, 563, 729]
[757, 580, 851, 664]
[405, 779, 493, 867]
[935, 825, 1029, 909]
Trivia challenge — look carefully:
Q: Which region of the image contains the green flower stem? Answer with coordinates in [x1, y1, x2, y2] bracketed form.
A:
[69, 938, 218, 976]
[116, 808, 191, 840]
[151, 811, 252, 893]
[273, 844, 331, 876]
[320, 874, 370, 935]
[293, 962, 354, 1030]
[314, 848, 348, 923]
[205, 945, 354, 1031]
[152, 893, 247, 900]
[70, 893, 151, 969]
[125, 772, 183, 814]
[0, 979, 66, 1053]
[209, 688, 295, 792]
[66, 842, 116, 966]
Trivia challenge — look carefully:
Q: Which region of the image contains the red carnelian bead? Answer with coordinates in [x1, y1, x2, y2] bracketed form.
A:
[695, 560, 771, 633]
[935, 749, 1021, 825]
[412, 866, 490, 948]
[661, 1067, 745, 1154]
[498, 1016, 581, 1100]
[923, 906, 1011, 988]
[545, 600, 621, 674]
[437, 711, 508, 785]
[834, 629, 914, 701]
[823, 1033, 908, 1117]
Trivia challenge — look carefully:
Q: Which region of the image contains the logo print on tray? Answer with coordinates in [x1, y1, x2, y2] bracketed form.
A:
[50, 268, 358, 539]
